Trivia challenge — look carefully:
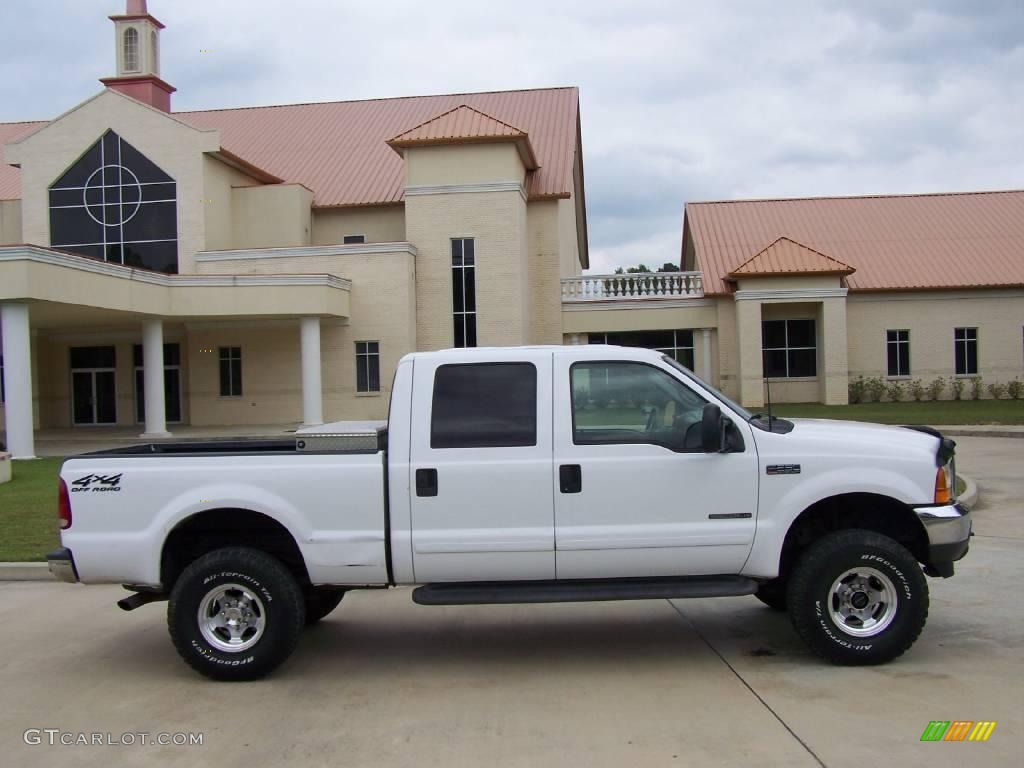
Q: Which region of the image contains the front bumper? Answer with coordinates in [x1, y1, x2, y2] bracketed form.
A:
[46, 547, 79, 583]
[913, 502, 972, 577]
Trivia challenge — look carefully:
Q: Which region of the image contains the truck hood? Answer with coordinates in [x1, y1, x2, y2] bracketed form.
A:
[784, 418, 942, 464]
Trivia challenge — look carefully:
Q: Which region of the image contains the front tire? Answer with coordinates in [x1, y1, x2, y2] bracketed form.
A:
[787, 529, 928, 665]
[755, 579, 788, 611]
[168, 547, 305, 681]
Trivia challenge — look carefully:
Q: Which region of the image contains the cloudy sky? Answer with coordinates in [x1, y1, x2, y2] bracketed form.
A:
[2, 0, 1022, 273]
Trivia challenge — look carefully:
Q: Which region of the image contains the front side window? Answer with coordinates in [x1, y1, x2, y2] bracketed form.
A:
[452, 238, 477, 348]
[763, 319, 816, 378]
[431, 363, 536, 448]
[886, 330, 910, 377]
[123, 28, 140, 72]
[355, 341, 380, 393]
[219, 347, 242, 397]
[571, 361, 708, 451]
[48, 130, 178, 273]
[589, 329, 695, 370]
[954, 328, 978, 375]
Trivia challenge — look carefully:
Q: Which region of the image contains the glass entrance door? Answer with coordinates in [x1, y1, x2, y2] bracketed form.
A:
[71, 369, 117, 425]
[69, 346, 117, 426]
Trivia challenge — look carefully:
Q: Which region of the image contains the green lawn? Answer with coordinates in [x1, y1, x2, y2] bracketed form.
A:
[772, 400, 1024, 425]
[0, 458, 63, 562]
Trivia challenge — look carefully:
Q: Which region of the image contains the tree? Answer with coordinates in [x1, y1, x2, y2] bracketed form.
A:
[613, 262, 680, 274]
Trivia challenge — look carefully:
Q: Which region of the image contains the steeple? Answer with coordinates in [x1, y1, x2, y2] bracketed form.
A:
[100, 0, 176, 112]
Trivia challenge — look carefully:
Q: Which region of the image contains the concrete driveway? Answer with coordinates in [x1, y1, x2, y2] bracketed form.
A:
[1, 437, 1020, 767]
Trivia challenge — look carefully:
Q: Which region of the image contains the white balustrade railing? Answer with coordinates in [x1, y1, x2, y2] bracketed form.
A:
[561, 272, 704, 302]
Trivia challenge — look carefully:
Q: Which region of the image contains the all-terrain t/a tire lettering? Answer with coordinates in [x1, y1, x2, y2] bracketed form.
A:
[167, 547, 305, 681]
[786, 529, 928, 665]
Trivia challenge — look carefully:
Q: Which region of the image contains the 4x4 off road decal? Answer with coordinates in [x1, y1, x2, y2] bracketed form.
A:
[71, 474, 123, 493]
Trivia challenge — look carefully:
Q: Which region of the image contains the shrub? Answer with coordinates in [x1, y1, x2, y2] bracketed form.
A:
[863, 376, 886, 403]
[1008, 379, 1023, 400]
[987, 382, 1007, 400]
[969, 376, 983, 401]
[908, 379, 925, 402]
[848, 376, 866, 404]
[884, 380, 905, 402]
[926, 377, 945, 401]
[950, 377, 965, 401]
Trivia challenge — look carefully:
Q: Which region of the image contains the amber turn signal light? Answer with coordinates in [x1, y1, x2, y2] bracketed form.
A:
[934, 466, 952, 505]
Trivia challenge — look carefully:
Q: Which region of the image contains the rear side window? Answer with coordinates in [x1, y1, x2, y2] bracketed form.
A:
[431, 363, 537, 448]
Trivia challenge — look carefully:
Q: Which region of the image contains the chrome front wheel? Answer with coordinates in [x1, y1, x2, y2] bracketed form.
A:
[828, 567, 898, 637]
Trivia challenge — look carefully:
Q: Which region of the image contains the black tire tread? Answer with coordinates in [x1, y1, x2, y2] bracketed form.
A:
[787, 529, 928, 665]
[167, 546, 305, 681]
[305, 589, 346, 625]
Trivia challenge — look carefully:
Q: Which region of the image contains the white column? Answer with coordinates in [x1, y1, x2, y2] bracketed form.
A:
[701, 328, 713, 382]
[1, 304, 36, 459]
[300, 316, 324, 427]
[141, 318, 171, 438]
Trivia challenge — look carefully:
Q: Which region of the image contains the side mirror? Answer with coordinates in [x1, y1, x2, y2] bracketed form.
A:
[701, 403, 726, 453]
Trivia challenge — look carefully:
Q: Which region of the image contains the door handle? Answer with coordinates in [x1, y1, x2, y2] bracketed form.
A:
[559, 464, 582, 494]
[415, 468, 438, 497]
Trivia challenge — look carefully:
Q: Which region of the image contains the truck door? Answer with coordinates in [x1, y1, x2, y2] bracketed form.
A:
[409, 350, 554, 583]
[552, 352, 758, 579]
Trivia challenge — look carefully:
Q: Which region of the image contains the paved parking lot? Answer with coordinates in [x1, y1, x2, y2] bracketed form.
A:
[1, 436, 1020, 767]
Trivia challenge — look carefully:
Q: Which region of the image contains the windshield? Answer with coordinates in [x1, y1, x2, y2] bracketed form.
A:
[662, 355, 754, 422]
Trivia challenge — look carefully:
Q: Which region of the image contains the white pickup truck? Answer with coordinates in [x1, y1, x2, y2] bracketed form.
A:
[48, 345, 971, 680]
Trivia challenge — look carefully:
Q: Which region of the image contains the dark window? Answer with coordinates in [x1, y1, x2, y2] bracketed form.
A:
[49, 130, 178, 274]
[343, 235, 366, 244]
[123, 27, 140, 71]
[431, 363, 536, 449]
[452, 238, 477, 348]
[762, 319, 816, 378]
[132, 342, 181, 367]
[355, 341, 380, 393]
[570, 361, 708, 452]
[69, 346, 116, 369]
[590, 329, 695, 370]
[954, 328, 978, 375]
[219, 347, 242, 397]
[0, 355, 4, 403]
[886, 330, 910, 377]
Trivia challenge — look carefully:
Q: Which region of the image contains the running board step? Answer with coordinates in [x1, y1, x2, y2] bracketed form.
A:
[412, 575, 758, 606]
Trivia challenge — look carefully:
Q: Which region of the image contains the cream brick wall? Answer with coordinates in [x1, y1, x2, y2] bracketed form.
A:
[193, 248, 416, 422]
[312, 205, 406, 245]
[4, 89, 221, 275]
[558, 197, 583, 277]
[847, 290, 1024, 394]
[526, 200, 564, 344]
[405, 188, 530, 350]
[405, 144, 525, 187]
[231, 183, 312, 250]
[203, 155, 262, 252]
[0, 200, 21, 245]
[715, 297, 740, 399]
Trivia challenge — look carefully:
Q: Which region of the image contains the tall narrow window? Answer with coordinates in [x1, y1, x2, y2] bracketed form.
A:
[123, 28, 140, 72]
[954, 328, 978, 375]
[452, 238, 477, 348]
[886, 330, 910, 377]
[355, 342, 380, 393]
[0, 354, 4, 403]
[762, 319, 817, 378]
[219, 347, 242, 397]
[150, 30, 159, 74]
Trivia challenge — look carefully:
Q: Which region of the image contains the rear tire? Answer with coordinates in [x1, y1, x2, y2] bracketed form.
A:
[167, 547, 305, 681]
[305, 588, 346, 625]
[787, 529, 928, 665]
[755, 579, 788, 611]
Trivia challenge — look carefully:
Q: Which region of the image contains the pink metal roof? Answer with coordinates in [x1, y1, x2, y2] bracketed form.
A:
[730, 237, 854, 277]
[685, 190, 1024, 294]
[387, 104, 538, 169]
[0, 87, 579, 205]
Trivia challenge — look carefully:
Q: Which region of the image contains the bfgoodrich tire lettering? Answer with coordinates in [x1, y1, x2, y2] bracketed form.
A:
[168, 547, 305, 681]
[786, 529, 928, 665]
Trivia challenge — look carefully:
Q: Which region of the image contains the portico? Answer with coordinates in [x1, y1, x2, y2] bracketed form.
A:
[0, 245, 349, 457]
